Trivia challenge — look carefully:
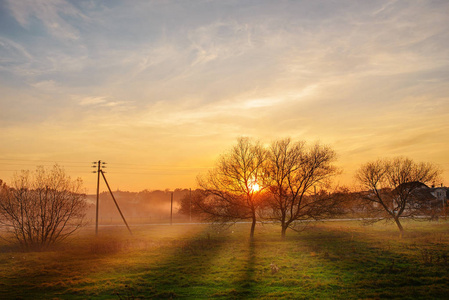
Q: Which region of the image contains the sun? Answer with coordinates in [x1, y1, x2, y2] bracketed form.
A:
[251, 183, 260, 192]
[249, 179, 260, 192]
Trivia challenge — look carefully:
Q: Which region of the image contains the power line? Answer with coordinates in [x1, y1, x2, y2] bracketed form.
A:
[0, 163, 90, 169]
[0, 158, 90, 164]
[0, 159, 211, 170]
[96, 164, 211, 171]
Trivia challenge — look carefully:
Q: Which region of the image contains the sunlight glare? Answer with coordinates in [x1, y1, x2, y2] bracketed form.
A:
[249, 180, 260, 192]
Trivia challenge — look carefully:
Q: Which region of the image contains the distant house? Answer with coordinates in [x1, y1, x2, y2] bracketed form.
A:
[393, 181, 448, 209]
[429, 186, 449, 207]
[406, 182, 449, 209]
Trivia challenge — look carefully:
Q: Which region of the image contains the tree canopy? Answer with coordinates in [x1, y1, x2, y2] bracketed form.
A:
[355, 157, 441, 233]
[0, 165, 87, 250]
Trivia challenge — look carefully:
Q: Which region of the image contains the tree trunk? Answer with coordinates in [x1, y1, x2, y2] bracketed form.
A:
[250, 216, 256, 239]
[394, 217, 404, 237]
[281, 225, 287, 239]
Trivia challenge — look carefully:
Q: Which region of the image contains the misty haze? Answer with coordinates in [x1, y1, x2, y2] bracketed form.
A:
[1, 0, 449, 299]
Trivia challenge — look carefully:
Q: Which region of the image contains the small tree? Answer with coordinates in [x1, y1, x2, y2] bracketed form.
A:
[264, 139, 338, 237]
[0, 165, 86, 250]
[355, 157, 441, 234]
[178, 189, 209, 220]
[197, 137, 267, 238]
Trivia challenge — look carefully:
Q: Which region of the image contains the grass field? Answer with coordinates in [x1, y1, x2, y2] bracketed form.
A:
[1, 219, 449, 299]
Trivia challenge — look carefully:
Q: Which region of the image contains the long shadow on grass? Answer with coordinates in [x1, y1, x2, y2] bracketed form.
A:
[194, 233, 261, 299]
[135, 228, 266, 299]
[0, 229, 141, 299]
[232, 239, 257, 298]
[0, 225, 252, 299]
[293, 226, 449, 299]
[0, 226, 227, 299]
[133, 228, 231, 299]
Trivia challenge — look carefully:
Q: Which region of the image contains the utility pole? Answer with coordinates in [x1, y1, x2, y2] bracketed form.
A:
[170, 191, 173, 225]
[92, 160, 106, 236]
[92, 161, 132, 235]
[189, 188, 192, 223]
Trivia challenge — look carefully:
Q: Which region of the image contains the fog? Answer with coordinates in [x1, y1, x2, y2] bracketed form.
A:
[85, 189, 190, 224]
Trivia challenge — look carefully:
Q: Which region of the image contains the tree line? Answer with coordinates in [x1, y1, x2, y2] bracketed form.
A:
[84, 189, 189, 222]
[178, 137, 443, 238]
[0, 137, 444, 250]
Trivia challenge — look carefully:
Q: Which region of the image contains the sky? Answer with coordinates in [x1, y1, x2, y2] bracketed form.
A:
[1, 0, 448, 193]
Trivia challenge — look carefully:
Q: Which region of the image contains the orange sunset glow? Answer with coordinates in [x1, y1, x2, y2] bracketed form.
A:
[0, 1, 448, 193]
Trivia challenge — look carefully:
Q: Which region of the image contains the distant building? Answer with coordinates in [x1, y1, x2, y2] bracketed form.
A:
[429, 186, 449, 207]
[388, 181, 447, 210]
[408, 182, 449, 209]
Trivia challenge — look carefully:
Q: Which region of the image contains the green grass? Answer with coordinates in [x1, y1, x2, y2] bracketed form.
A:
[1, 220, 449, 299]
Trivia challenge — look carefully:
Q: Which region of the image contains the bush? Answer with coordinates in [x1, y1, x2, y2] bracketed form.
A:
[0, 165, 87, 251]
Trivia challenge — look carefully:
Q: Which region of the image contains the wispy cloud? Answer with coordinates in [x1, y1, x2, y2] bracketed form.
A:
[6, 0, 85, 40]
[78, 96, 108, 106]
[30, 80, 58, 91]
[188, 21, 255, 66]
[1, 0, 449, 190]
[0, 37, 32, 61]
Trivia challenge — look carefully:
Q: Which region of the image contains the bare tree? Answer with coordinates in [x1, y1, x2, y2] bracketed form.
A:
[264, 139, 339, 238]
[0, 165, 87, 250]
[355, 157, 441, 234]
[197, 137, 267, 238]
[178, 189, 210, 220]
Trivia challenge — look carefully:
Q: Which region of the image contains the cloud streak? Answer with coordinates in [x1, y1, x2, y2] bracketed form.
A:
[6, 0, 85, 40]
[0, 0, 448, 191]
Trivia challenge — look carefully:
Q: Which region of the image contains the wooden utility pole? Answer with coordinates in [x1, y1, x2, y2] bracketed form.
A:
[94, 160, 102, 236]
[93, 161, 132, 235]
[170, 191, 173, 225]
[189, 188, 192, 222]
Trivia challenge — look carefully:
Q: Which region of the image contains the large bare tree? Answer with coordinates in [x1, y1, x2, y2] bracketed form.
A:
[197, 137, 267, 238]
[264, 139, 339, 237]
[355, 157, 441, 234]
[0, 165, 87, 250]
